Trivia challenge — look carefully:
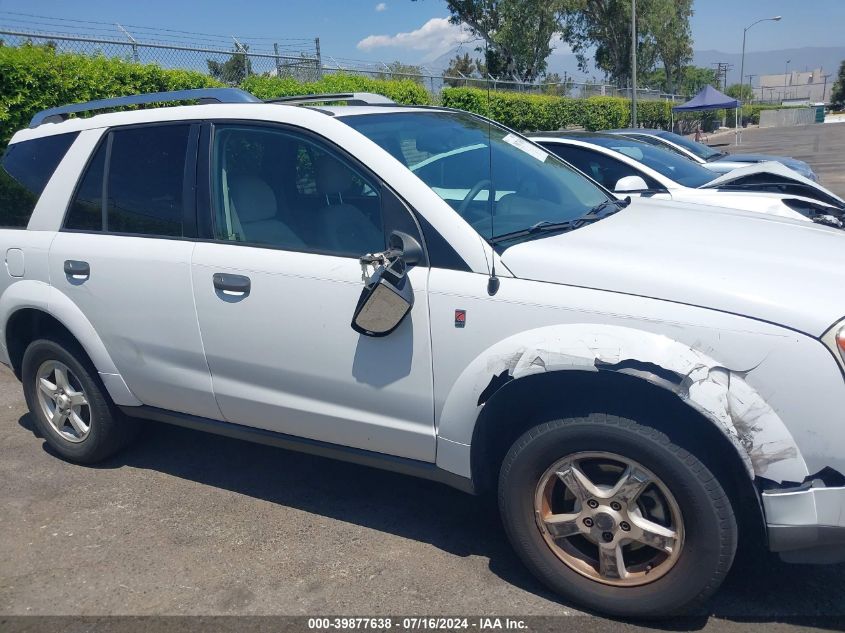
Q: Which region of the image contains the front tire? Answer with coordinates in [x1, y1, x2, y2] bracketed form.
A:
[22, 338, 138, 463]
[498, 413, 736, 617]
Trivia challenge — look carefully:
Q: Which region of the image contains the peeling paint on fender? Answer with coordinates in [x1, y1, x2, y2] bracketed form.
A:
[443, 325, 809, 484]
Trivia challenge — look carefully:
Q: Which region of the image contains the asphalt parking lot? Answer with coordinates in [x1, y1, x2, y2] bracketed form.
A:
[2, 122, 845, 631]
[715, 122, 845, 197]
[1, 364, 845, 629]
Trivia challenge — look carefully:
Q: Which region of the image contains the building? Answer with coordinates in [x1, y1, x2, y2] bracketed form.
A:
[756, 68, 833, 104]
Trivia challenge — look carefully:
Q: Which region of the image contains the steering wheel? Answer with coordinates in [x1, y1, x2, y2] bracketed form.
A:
[458, 179, 495, 216]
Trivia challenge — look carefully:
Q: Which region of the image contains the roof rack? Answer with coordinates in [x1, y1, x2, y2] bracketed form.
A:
[29, 88, 261, 128]
[264, 92, 395, 106]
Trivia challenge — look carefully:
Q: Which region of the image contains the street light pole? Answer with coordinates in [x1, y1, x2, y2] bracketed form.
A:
[739, 16, 781, 106]
[631, 0, 637, 128]
[784, 59, 790, 100]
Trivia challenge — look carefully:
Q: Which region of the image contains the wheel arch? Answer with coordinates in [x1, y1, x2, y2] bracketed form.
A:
[1, 281, 140, 406]
[435, 324, 811, 538]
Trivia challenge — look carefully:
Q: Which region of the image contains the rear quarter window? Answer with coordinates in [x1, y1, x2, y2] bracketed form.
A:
[0, 133, 79, 229]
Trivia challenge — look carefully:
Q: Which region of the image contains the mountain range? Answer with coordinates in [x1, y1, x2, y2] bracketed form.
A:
[428, 46, 845, 89]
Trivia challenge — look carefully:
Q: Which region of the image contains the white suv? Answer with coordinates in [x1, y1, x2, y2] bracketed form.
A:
[2, 88, 845, 618]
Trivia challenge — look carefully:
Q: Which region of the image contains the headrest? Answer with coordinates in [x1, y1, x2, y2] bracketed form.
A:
[315, 155, 354, 195]
[229, 175, 277, 222]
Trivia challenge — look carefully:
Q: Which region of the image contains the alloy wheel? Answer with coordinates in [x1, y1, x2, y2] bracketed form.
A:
[35, 360, 92, 443]
[534, 451, 684, 587]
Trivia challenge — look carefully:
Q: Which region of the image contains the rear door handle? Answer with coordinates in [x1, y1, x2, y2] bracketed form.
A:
[213, 273, 251, 295]
[64, 260, 90, 280]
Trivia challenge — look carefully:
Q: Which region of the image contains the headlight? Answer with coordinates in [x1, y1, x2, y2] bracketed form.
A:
[822, 321, 845, 369]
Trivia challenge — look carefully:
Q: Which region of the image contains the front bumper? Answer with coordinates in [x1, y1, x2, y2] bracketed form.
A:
[763, 485, 845, 563]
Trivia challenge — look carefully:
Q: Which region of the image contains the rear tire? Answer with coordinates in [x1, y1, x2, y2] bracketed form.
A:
[22, 338, 138, 463]
[498, 412, 737, 618]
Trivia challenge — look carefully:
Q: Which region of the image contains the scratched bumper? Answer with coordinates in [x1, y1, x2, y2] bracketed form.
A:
[764, 485, 845, 564]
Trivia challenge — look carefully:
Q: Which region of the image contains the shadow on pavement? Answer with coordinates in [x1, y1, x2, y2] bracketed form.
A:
[19, 413, 845, 628]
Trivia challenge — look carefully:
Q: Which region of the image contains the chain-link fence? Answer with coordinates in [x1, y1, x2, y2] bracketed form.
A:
[0, 29, 322, 82]
[0, 26, 686, 102]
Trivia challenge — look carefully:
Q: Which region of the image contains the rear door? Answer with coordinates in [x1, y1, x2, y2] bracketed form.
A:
[48, 123, 221, 420]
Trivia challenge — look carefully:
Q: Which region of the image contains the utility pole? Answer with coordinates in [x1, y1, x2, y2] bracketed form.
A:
[314, 37, 322, 79]
[822, 73, 832, 104]
[745, 74, 756, 101]
[712, 62, 731, 91]
[631, 0, 637, 127]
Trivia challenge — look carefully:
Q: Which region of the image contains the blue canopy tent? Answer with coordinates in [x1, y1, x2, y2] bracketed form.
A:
[671, 85, 742, 144]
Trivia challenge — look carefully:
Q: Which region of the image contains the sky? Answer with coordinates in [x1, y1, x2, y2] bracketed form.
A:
[0, 0, 843, 70]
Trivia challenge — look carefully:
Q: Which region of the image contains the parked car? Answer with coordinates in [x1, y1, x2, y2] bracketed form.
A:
[2, 89, 845, 618]
[529, 131, 844, 227]
[606, 127, 818, 181]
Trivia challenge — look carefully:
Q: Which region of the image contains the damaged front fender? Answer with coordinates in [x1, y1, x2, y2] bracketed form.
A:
[437, 324, 809, 484]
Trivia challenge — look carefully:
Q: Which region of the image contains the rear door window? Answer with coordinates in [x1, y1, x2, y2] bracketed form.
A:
[64, 124, 192, 237]
[0, 132, 79, 229]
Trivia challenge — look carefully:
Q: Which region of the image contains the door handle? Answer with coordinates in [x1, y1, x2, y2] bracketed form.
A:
[213, 273, 251, 295]
[64, 260, 90, 280]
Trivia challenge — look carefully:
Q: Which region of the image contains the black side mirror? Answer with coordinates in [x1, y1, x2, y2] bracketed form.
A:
[351, 231, 422, 337]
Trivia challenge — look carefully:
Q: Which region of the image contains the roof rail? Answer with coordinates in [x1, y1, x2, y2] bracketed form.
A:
[29, 88, 260, 128]
[264, 92, 396, 106]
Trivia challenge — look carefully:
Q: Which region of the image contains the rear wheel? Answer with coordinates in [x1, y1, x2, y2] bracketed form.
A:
[498, 413, 737, 617]
[22, 338, 138, 463]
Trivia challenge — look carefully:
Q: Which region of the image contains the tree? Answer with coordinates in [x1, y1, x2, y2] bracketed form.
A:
[558, 0, 692, 88]
[726, 83, 754, 102]
[640, 65, 717, 96]
[542, 72, 572, 96]
[427, 0, 566, 82]
[649, 0, 693, 94]
[559, 0, 652, 85]
[443, 52, 477, 86]
[207, 46, 252, 84]
[376, 61, 424, 83]
[831, 60, 845, 108]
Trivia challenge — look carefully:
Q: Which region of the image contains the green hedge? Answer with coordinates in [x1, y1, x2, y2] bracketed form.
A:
[440, 87, 672, 132]
[0, 45, 433, 148]
[0, 44, 221, 147]
[241, 74, 431, 105]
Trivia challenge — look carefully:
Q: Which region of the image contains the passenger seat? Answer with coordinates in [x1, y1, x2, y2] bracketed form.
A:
[228, 175, 303, 248]
[314, 156, 383, 255]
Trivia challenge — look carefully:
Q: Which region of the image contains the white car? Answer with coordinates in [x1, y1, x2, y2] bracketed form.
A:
[2, 89, 845, 618]
[607, 128, 818, 180]
[530, 132, 844, 227]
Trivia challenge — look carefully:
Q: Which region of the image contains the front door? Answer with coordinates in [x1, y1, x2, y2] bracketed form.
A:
[191, 122, 436, 461]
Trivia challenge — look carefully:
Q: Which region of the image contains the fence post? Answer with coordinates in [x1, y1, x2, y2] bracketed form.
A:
[314, 37, 322, 80]
[273, 43, 283, 77]
[116, 23, 139, 63]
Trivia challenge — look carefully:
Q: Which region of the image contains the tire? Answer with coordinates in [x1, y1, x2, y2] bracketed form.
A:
[498, 412, 736, 618]
[21, 338, 138, 463]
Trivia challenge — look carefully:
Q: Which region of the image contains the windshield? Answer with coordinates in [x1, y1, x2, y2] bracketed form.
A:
[655, 130, 723, 161]
[339, 111, 611, 242]
[582, 136, 718, 188]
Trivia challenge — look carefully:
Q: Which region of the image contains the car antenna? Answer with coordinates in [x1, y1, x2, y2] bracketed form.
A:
[485, 41, 500, 296]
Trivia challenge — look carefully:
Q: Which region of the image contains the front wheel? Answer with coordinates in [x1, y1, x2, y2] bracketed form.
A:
[498, 413, 737, 617]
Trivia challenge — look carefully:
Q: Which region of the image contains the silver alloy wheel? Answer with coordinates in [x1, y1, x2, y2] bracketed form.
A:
[35, 360, 92, 443]
[534, 451, 684, 587]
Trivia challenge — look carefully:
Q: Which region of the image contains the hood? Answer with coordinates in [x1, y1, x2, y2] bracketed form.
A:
[722, 153, 811, 172]
[706, 156, 815, 181]
[701, 161, 844, 210]
[501, 198, 845, 336]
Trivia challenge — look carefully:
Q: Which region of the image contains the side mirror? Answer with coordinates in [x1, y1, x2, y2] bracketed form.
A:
[351, 231, 422, 337]
[614, 175, 649, 192]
